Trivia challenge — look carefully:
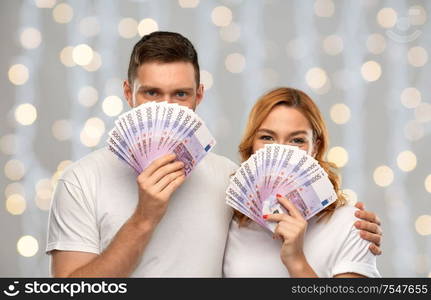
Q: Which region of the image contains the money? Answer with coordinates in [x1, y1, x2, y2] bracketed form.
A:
[226, 144, 337, 232]
[107, 101, 216, 175]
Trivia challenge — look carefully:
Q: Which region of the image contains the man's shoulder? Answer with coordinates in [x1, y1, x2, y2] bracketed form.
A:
[60, 147, 130, 183]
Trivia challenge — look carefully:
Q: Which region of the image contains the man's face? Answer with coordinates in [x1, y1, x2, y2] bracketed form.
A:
[123, 61, 204, 111]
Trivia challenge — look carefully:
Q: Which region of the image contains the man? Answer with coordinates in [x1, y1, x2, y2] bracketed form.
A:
[46, 31, 382, 277]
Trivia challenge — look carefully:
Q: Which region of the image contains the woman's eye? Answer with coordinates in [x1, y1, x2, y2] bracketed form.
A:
[259, 135, 273, 141]
[291, 137, 305, 144]
[145, 90, 158, 97]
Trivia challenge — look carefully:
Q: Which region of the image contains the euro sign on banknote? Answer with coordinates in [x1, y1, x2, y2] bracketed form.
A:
[107, 101, 216, 175]
[226, 144, 337, 232]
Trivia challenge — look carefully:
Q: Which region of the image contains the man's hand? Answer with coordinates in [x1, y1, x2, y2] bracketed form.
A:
[354, 202, 382, 256]
[133, 153, 186, 227]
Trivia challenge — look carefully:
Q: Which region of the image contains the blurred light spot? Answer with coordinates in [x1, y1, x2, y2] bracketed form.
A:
[79, 16, 100, 37]
[4, 159, 26, 181]
[415, 103, 431, 123]
[179, 0, 199, 8]
[60, 46, 76, 67]
[425, 175, 431, 193]
[361, 60, 381, 82]
[5, 182, 24, 198]
[72, 44, 93, 66]
[401, 87, 421, 108]
[373, 165, 394, 187]
[118, 18, 138, 39]
[35, 178, 53, 211]
[57, 160, 72, 171]
[0, 134, 16, 155]
[78, 86, 98, 107]
[327, 146, 348, 168]
[343, 189, 358, 205]
[404, 120, 424, 141]
[409, 5, 427, 26]
[20, 27, 42, 49]
[322, 34, 343, 55]
[51, 170, 63, 187]
[407, 46, 428, 67]
[330, 103, 351, 124]
[6, 194, 26, 215]
[138, 18, 158, 36]
[34, 0, 56, 8]
[396, 150, 417, 172]
[102, 95, 123, 116]
[219, 22, 240, 42]
[8, 64, 29, 85]
[366, 33, 386, 54]
[415, 215, 431, 236]
[377, 7, 397, 28]
[80, 118, 105, 148]
[314, 0, 335, 18]
[83, 51, 102, 72]
[211, 6, 233, 27]
[200, 70, 213, 90]
[313, 78, 331, 95]
[15, 103, 37, 126]
[306, 67, 327, 89]
[225, 53, 245, 73]
[17, 235, 39, 257]
[286, 37, 308, 60]
[52, 119, 72, 141]
[53, 3, 73, 24]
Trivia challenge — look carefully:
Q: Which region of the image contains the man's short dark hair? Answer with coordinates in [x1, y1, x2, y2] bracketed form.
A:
[127, 31, 200, 87]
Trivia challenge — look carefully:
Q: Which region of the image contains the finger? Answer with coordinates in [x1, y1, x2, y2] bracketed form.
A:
[369, 244, 382, 256]
[161, 174, 186, 196]
[276, 194, 304, 220]
[264, 213, 296, 223]
[354, 220, 382, 235]
[140, 154, 177, 178]
[154, 169, 185, 192]
[359, 231, 381, 247]
[355, 210, 381, 226]
[355, 201, 365, 210]
[148, 161, 184, 185]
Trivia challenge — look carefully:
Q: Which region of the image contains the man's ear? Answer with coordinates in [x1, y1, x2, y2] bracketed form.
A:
[123, 80, 134, 108]
[195, 83, 204, 107]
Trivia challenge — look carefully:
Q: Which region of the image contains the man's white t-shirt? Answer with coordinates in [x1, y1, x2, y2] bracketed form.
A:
[223, 205, 381, 277]
[46, 147, 238, 277]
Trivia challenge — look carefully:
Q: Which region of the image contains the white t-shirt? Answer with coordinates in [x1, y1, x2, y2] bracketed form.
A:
[223, 205, 381, 277]
[46, 147, 238, 277]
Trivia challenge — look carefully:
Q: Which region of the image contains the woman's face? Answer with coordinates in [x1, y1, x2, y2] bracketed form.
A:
[252, 105, 316, 156]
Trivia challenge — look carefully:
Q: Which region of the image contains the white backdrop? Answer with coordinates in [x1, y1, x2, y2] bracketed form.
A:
[0, 0, 430, 277]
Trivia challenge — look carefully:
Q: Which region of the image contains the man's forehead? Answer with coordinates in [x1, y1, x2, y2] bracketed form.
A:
[135, 61, 197, 89]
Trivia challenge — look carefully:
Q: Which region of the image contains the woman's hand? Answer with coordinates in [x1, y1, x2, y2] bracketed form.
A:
[264, 194, 310, 274]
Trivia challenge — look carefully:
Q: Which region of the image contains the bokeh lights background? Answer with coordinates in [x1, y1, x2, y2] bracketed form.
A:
[0, 0, 430, 276]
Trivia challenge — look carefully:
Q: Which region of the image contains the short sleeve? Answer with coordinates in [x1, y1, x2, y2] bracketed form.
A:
[46, 178, 100, 255]
[331, 225, 381, 278]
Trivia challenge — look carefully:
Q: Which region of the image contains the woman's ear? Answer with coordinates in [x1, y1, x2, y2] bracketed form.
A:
[311, 138, 321, 157]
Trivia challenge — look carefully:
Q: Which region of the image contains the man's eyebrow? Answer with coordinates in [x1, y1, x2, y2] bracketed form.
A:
[138, 85, 161, 91]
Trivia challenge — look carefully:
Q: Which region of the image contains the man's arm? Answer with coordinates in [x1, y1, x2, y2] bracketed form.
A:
[51, 154, 185, 277]
[354, 202, 383, 255]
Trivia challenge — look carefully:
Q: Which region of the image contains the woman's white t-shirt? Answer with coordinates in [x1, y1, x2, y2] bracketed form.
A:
[223, 205, 381, 277]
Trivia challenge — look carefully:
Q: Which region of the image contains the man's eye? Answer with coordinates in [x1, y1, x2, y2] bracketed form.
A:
[259, 135, 273, 141]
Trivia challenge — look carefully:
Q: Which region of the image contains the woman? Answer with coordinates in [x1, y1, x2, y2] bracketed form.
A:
[223, 87, 381, 277]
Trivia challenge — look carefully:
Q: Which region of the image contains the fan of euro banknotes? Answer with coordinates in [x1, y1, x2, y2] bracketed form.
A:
[107, 101, 216, 175]
[226, 144, 337, 232]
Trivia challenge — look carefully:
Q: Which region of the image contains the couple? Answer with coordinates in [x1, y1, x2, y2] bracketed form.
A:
[46, 31, 381, 277]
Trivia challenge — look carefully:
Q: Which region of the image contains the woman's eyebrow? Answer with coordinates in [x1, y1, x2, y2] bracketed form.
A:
[288, 130, 308, 137]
